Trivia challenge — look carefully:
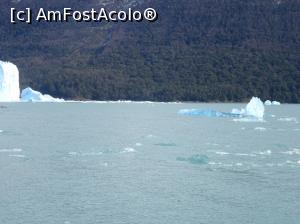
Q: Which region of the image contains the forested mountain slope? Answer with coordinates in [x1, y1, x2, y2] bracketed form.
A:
[0, 0, 299, 102]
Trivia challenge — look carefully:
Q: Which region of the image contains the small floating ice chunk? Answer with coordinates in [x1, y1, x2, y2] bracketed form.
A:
[0, 148, 22, 153]
[121, 147, 136, 153]
[265, 100, 281, 106]
[235, 153, 256, 157]
[135, 143, 143, 147]
[68, 152, 78, 156]
[257, 150, 272, 155]
[21, 87, 64, 102]
[9, 154, 26, 158]
[255, 127, 267, 131]
[264, 100, 272, 106]
[215, 151, 230, 155]
[178, 109, 234, 118]
[272, 101, 281, 106]
[281, 148, 300, 155]
[278, 117, 298, 122]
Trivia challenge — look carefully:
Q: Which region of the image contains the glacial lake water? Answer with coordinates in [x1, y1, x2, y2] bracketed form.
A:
[0, 102, 299, 224]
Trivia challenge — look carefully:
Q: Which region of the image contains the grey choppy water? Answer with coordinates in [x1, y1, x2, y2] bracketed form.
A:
[0, 102, 299, 224]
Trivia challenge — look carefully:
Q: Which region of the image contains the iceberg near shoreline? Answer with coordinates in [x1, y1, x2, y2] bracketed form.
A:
[0, 60, 63, 102]
[21, 87, 64, 102]
[0, 61, 20, 102]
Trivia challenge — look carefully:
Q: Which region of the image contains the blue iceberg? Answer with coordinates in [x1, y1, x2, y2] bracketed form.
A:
[179, 97, 265, 121]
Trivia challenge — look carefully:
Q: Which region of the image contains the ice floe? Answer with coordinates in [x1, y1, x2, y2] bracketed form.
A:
[121, 147, 136, 153]
[215, 151, 230, 155]
[257, 150, 272, 155]
[179, 97, 265, 121]
[21, 87, 64, 102]
[9, 154, 26, 158]
[278, 117, 298, 122]
[281, 148, 300, 155]
[177, 154, 209, 165]
[0, 148, 22, 153]
[254, 127, 267, 131]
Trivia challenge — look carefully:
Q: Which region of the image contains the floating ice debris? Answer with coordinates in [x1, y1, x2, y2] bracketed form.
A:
[68, 152, 78, 156]
[0, 61, 20, 102]
[264, 100, 272, 106]
[179, 97, 265, 121]
[255, 127, 267, 131]
[272, 101, 281, 106]
[215, 151, 230, 155]
[9, 154, 26, 158]
[0, 148, 22, 152]
[235, 153, 256, 157]
[121, 147, 136, 153]
[178, 109, 239, 118]
[135, 143, 143, 147]
[205, 142, 220, 146]
[281, 148, 300, 155]
[257, 150, 272, 155]
[278, 117, 298, 122]
[265, 100, 281, 106]
[177, 154, 209, 165]
[21, 87, 64, 102]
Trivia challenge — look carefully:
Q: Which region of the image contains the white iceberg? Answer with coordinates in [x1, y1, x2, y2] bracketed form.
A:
[264, 100, 281, 106]
[0, 61, 20, 102]
[264, 100, 272, 106]
[0, 60, 64, 102]
[21, 87, 64, 102]
[272, 101, 281, 106]
[232, 97, 264, 119]
[245, 97, 265, 118]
